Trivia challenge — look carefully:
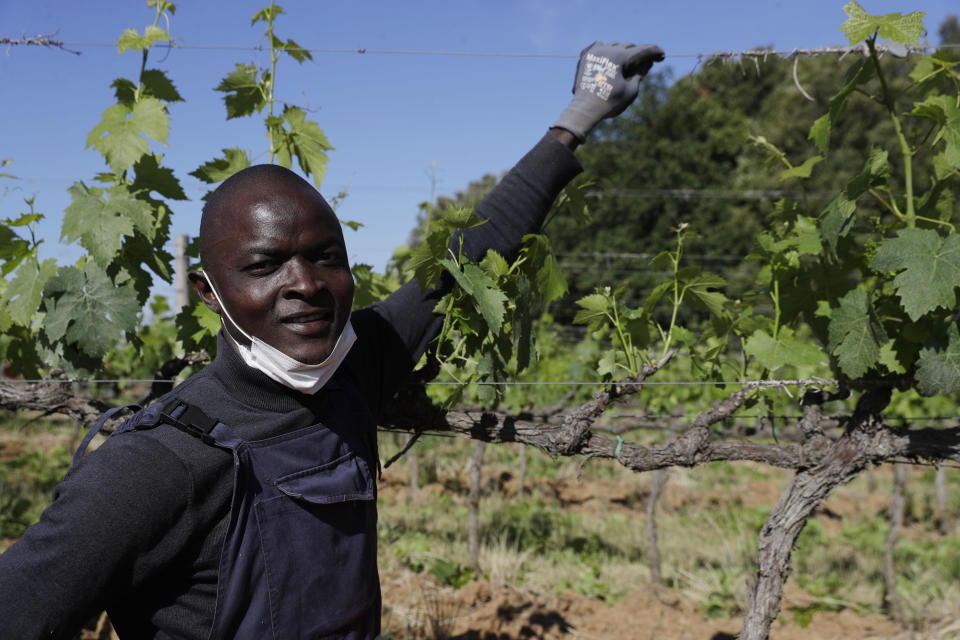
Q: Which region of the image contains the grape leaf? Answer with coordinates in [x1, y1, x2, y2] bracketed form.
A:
[916, 323, 960, 395]
[132, 153, 187, 200]
[274, 106, 333, 187]
[63, 182, 135, 265]
[215, 63, 264, 119]
[140, 69, 184, 103]
[2, 257, 57, 326]
[117, 25, 170, 54]
[513, 275, 534, 373]
[479, 249, 509, 281]
[42, 262, 140, 358]
[190, 148, 252, 185]
[841, 2, 925, 46]
[282, 37, 312, 63]
[911, 95, 960, 168]
[808, 60, 873, 155]
[821, 148, 889, 255]
[574, 292, 611, 330]
[682, 271, 728, 319]
[872, 229, 960, 321]
[252, 4, 283, 25]
[407, 229, 450, 290]
[520, 234, 567, 305]
[744, 326, 825, 372]
[440, 260, 507, 336]
[779, 156, 822, 181]
[86, 98, 169, 173]
[827, 287, 886, 378]
[176, 298, 221, 355]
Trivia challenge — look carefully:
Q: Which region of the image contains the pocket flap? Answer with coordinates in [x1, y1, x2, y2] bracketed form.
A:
[275, 452, 374, 504]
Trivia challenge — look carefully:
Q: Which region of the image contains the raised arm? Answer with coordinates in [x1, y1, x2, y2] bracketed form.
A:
[348, 42, 664, 411]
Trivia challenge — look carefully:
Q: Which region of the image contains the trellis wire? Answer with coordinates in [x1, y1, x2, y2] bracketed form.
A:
[4, 34, 959, 60]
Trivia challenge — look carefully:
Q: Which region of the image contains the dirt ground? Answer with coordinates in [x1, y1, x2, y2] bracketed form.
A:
[381, 569, 957, 639]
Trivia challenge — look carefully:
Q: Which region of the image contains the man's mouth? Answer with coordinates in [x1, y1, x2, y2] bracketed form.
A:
[280, 310, 334, 333]
[282, 311, 330, 323]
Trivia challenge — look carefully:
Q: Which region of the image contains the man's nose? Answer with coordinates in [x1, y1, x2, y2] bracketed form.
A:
[283, 257, 324, 297]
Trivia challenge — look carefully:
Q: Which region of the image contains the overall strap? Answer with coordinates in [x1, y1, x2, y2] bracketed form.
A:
[153, 398, 243, 450]
[72, 403, 142, 467]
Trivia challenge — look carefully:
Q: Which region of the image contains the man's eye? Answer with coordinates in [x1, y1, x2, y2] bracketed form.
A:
[315, 251, 345, 265]
[245, 260, 278, 274]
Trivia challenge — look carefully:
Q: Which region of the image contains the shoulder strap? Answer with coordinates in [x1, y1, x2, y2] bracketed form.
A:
[72, 403, 142, 467]
[72, 399, 229, 467]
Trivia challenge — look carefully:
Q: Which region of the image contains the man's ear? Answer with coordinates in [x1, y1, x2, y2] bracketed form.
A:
[188, 270, 221, 314]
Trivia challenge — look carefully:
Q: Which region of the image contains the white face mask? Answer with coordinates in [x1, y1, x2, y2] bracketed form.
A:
[203, 273, 356, 394]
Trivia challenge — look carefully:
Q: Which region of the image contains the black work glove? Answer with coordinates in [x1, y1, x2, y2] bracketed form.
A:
[554, 41, 665, 141]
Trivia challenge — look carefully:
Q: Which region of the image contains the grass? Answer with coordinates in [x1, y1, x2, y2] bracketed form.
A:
[377, 433, 960, 631]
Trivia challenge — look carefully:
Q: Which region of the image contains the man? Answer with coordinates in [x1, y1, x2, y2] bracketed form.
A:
[0, 41, 663, 638]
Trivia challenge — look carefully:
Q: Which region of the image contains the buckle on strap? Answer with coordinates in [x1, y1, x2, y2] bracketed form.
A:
[141, 399, 220, 446]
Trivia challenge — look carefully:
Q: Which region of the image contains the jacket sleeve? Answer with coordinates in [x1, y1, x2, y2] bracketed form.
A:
[349, 132, 583, 413]
[0, 434, 196, 639]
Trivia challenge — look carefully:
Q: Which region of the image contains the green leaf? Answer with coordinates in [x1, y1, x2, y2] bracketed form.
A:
[916, 323, 960, 395]
[176, 299, 221, 354]
[2, 257, 57, 326]
[872, 229, 960, 321]
[820, 148, 889, 255]
[215, 63, 265, 119]
[140, 69, 184, 103]
[597, 349, 621, 378]
[440, 207, 486, 231]
[63, 182, 135, 265]
[0, 226, 30, 277]
[744, 326, 825, 372]
[440, 260, 508, 335]
[190, 148, 252, 185]
[42, 262, 140, 359]
[274, 106, 333, 187]
[878, 339, 906, 374]
[911, 95, 960, 168]
[132, 153, 187, 200]
[840, 2, 925, 46]
[513, 275, 534, 373]
[682, 271, 728, 319]
[117, 25, 171, 54]
[282, 37, 312, 63]
[86, 98, 169, 173]
[520, 234, 567, 304]
[808, 60, 873, 154]
[111, 78, 138, 107]
[407, 229, 450, 290]
[779, 156, 822, 181]
[573, 292, 610, 328]
[479, 249, 510, 281]
[252, 4, 284, 25]
[840, 2, 876, 45]
[827, 287, 886, 378]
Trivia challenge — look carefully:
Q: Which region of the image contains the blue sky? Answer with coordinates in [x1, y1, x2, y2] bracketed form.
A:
[1, 1, 956, 303]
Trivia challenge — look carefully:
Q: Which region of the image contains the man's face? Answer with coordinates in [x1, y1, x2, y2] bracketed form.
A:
[196, 179, 355, 364]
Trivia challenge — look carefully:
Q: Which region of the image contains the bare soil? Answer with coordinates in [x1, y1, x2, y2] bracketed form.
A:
[381, 568, 957, 639]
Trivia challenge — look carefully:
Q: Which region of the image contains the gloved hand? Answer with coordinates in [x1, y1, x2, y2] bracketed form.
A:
[554, 41, 665, 141]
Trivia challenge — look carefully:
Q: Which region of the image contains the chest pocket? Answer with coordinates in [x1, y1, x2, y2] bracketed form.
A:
[254, 450, 378, 638]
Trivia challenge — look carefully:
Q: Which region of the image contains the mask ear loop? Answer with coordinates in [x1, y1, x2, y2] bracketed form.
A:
[201, 272, 256, 345]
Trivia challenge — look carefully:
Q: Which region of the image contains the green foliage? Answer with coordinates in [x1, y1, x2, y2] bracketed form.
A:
[428, 558, 476, 589]
[411, 208, 568, 409]
[0, 446, 71, 539]
[208, 1, 330, 189]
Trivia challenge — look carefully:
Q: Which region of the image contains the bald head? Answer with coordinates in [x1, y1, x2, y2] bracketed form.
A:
[199, 164, 334, 269]
[189, 163, 354, 364]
